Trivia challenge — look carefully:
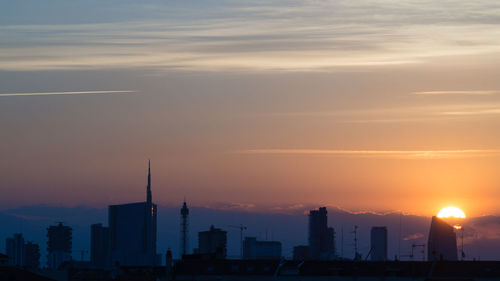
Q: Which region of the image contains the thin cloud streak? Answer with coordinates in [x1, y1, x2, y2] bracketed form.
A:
[0, 90, 136, 97]
[441, 109, 500, 116]
[413, 90, 500, 95]
[233, 149, 500, 159]
[3, 1, 500, 72]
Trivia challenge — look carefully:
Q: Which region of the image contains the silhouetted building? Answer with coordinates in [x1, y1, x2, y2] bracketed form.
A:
[90, 223, 109, 269]
[308, 207, 335, 260]
[293, 245, 308, 260]
[370, 226, 388, 261]
[5, 233, 24, 266]
[428, 216, 458, 261]
[109, 161, 159, 266]
[5, 234, 40, 269]
[198, 225, 227, 259]
[23, 241, 40, 270]
[47, 222, 72, 269]
[180, 200, 189, 256]
[243, 237, 281, 259]
[327, 227, 335, 257]
[0, 253, 8, 265]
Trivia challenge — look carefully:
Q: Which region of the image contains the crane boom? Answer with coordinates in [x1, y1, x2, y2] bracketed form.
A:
[228, 224, 247, 259]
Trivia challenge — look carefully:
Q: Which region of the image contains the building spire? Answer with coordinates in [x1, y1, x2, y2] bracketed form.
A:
[147, 159, 152, 204]
[180, 198, 189, 256]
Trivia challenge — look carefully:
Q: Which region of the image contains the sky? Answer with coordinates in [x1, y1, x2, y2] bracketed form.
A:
[1, 0, 500, 216]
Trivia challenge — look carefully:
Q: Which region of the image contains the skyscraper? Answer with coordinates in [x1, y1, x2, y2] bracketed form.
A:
[109, 161, 158, 266]
[308, 207, 335, 260]
[90, 223, 109, 269]
[180, 200, 189, 256]
[5, 233, 24, 266]
[5, 234, 40, 269]
[427, 216, 458, 261]
[198, 225, 227, 259]
[23, 242, 40, 270]
[47, 223, 72, 269]
[370, 226, 388, 261]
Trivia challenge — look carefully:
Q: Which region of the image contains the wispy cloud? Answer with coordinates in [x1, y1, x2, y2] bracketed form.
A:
[413, 90, 500, 95]
[265, 102, 500, 123]
[441, 108, 500, 116]
[203, 202, 257, 212]
[403, 233, 425, 241]
[233, 149, 500, 159]
[2, 0, 500, 72]
[0, 90, 136, 97]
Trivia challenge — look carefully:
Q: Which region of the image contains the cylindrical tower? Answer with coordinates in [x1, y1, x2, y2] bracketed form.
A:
[180, 201, 189, 256]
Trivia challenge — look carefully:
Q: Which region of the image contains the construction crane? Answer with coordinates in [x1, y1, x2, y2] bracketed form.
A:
[228, 224, 247, 259]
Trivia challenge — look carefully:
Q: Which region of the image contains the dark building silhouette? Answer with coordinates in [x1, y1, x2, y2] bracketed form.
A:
[5, 233, 24, 266]
[23, 241, 40, 270]
[5, 234, 40, 269]
[198, 225, 227, 258]
[428, 216, 458, 261]
[243, 237, 281, 260]
[370, 226, 388, 261]
[47, 222, 72, 269]
[90, 223, 109, 269]
[308, 207, 335, 260]
[180, 200, 189, 256]
[109, 161, 159, 266]
[293, 245, 308, 260]
[0, 253, 8, 265]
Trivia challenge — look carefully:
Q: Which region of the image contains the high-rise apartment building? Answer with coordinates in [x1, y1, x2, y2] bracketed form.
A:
[308, 207, 335, 260]
[47, 223, 72, 269]
[90, 223, 110, 268]
[370, 226, 388, 261]
[198, 225, 227, 259]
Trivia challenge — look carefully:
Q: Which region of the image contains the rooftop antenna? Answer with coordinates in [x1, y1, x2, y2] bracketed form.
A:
[398, 211, 402, 260]
[352, 225, 359, 260]
[341, 226, 344, 258]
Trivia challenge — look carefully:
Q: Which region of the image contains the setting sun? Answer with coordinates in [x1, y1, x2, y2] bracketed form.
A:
[437, 206, 466, 218]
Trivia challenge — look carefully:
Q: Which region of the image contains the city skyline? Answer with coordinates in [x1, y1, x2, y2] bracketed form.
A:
[2, 1, 500, 280]
[4, 201, 498, 262]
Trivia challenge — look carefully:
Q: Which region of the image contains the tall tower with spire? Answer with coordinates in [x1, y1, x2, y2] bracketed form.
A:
[147, 159, 152, 205]
[108, 160, 158, 266]
[180, 200, 189, 256]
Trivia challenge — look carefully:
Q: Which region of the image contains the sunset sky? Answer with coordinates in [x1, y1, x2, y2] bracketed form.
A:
[1, 0, 500, 216]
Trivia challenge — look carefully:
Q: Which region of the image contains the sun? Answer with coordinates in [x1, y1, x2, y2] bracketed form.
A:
[437, 206, 466, 219]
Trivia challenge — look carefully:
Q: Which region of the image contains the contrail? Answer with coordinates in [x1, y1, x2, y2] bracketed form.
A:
[233, 149, 500, 159]
[0, 90, 136, 97]
[413, 90, 500, 95]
